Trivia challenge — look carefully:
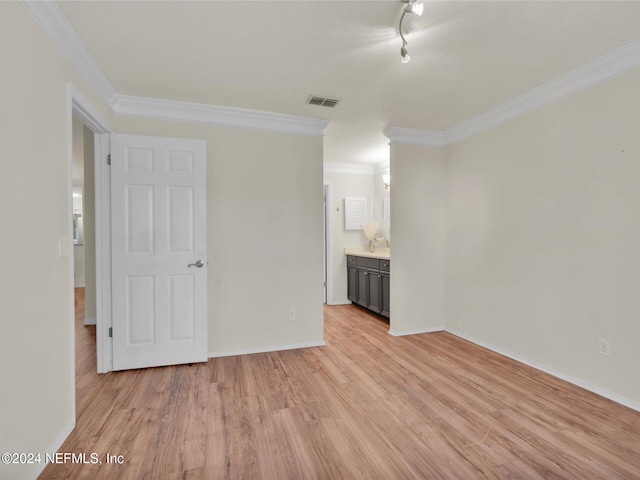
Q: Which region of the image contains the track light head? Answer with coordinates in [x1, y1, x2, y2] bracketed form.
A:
[400, 46, 410, 64]
[404, 1, 423, 16]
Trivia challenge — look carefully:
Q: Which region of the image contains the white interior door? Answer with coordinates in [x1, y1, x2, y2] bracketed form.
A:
[110, 134, 207, 371]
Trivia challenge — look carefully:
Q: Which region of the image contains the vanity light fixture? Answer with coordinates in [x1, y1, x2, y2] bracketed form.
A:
[382, 174, 391, 190]
[398, 0, 424, 64]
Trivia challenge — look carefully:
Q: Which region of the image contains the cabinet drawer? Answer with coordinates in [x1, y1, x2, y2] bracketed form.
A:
[347, 255, 358, 266]
[356, 256, 380, 270]
[380, 260, 390, 272]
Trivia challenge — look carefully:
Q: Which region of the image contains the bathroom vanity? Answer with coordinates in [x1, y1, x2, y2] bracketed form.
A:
[345, 249, 390, 319]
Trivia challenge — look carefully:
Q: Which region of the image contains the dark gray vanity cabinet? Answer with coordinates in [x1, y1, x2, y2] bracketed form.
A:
[347, 255, 390, 319]
[380, 260, 390, 318]
[356, 269, 369, 308]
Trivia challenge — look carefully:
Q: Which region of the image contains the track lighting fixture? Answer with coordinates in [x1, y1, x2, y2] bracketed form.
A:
[404, 1, 423, 16]
[398, 0, 423, 64]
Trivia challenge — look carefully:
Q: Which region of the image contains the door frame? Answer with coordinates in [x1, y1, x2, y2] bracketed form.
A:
[67, 84, 113, 376]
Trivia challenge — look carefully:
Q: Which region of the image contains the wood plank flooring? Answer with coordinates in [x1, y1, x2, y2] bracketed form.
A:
[74, 288, 100, 418]
[40, 303, 640, 479]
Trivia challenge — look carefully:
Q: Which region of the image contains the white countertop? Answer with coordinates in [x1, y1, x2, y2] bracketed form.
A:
[344, 247, 390, 260]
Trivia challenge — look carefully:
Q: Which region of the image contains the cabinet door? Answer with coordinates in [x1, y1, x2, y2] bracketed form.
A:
[381, 273, 390, 318]
[356, 269, 369, 307]
[347, 266, 358, 302]
[367, 273, 381, 314]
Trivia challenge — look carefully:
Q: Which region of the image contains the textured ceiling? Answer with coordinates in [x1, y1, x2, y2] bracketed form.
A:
[58, 1, 640, 165]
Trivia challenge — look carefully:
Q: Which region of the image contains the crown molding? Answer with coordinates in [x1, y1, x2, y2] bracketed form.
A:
[112, 94, 329, 137]
[446, 39, 640, 144]
[23, 1, 327, 137]
[373, 159, 390, 174]
[23, 2, 640, 143]
[323, 162, 374, 175]
[384, 126, 446, 146]
[386, 39, 640, 147]
[21, 1, 117, 106]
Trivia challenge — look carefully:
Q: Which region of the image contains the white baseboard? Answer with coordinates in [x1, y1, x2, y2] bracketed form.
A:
[446, 328, 640, 414]
[209, 340, 326, 358]
[327, 299, 352, 306]
[83, 316, 96, 326]
[388, 326, 445, 337]
[29, 419, 75, 480]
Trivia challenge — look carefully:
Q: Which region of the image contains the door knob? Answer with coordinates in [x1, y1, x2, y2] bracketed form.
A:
[188, 260, 204, 268]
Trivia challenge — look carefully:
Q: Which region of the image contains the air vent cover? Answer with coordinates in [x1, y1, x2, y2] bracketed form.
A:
[307, 95, 340, 108]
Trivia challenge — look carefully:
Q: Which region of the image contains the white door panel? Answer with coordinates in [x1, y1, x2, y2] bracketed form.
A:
[111, 134, 207, 371]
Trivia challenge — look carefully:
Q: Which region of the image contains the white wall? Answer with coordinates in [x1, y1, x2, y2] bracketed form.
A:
[323, 171, 374, 303]
[390, 143, 446, 335]
[114, 117, 325, 356]
[446, 68, 640, 405]
[0, 4, 113, 479]
[373, 168, 390, 242]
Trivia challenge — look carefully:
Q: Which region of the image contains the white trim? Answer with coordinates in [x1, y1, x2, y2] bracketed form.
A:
[384, 127, 446, 146]
[29, 419, 75, 480]
[446, 328, 640, 414]
[112, 94, 328, 137]
[447, 39, 640, 144]
[323, 162, 374, 175]
[25, 2, 640, 144]
[23, 5, 328, 137]
[388, 326, 445, 336]
[69, 85, 112, 134]
[22, 1, 117, 106]
[385, 39, 640, 147]
[83, 316, 97, 326]
[328, 299, 353, 306]
[209, 340, 326, 358]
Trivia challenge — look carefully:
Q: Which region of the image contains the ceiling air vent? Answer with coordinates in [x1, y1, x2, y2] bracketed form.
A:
[307, 95, 340, 108]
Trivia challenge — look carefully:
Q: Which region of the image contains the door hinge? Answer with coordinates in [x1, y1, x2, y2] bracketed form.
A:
[109, 327, 113, 338]
[107, 154, 111, 165]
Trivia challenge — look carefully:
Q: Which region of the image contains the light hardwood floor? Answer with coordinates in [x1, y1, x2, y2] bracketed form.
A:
[40, 301, 640, 479]
[74, 288, 100, 418]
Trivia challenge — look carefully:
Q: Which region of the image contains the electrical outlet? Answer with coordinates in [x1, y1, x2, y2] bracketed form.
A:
[288, 309, 296, 321]
[58, 237, 70, 257]
[598, 338, 611, 357]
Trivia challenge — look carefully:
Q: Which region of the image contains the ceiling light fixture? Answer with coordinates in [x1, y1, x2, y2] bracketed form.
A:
[398, 0, 424, 64]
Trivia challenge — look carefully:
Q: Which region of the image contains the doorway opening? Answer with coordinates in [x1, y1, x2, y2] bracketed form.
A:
[323, 182, 333, 305]
[71, 116, 100, 416]
[67, 84, 113, 422]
